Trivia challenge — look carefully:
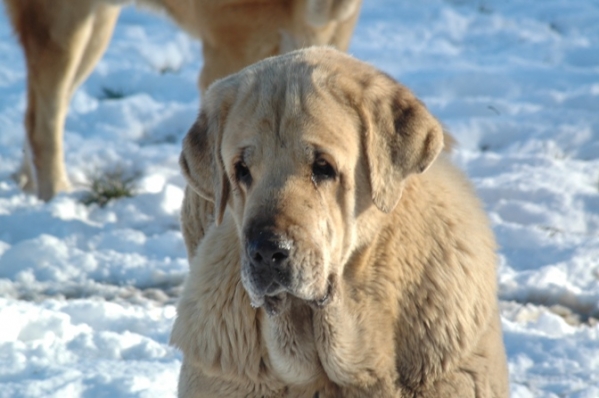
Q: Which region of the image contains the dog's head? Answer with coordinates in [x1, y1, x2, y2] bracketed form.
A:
[180, 47, 443, 315]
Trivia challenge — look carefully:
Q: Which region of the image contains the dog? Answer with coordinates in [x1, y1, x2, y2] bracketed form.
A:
[170, 47, 510, 397]
[2, 0, 361, 201]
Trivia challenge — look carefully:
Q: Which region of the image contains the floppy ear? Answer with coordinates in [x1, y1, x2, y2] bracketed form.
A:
[179, 110, 230, 225]
[362, 82, 444, 213]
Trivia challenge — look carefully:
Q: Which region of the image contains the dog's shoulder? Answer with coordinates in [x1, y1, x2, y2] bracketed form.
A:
[360, 152, 499, 391]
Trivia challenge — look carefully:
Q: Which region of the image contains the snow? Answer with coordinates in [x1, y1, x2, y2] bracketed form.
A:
[1, 0, 598, 396]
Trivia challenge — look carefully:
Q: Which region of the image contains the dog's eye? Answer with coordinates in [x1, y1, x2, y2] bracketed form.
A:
[235, 161, 252, 185]
[312, 158, 336, 183]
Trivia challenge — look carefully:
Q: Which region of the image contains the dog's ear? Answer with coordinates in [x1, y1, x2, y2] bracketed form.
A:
[180, 109, 230, 225]
[361, 79, 444, 213]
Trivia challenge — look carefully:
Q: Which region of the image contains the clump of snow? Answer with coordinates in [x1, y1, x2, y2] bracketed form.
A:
[0, 298, 179, 398]
[1, 0, 598, 396]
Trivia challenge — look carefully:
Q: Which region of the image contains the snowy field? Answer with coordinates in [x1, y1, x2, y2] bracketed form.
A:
[1, 0, 598, 396]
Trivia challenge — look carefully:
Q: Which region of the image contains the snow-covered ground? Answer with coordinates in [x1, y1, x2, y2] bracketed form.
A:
[1, 0, 598, 396]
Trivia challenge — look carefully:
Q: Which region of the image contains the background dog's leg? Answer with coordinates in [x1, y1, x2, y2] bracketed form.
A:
[69, 5, 121, 101]
[280, 0, 362, 54]
[5, 0, 120, 200]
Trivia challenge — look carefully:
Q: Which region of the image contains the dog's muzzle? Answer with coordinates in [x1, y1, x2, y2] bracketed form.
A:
[242, 225, 334, 316]
[245, 231, 292, 297]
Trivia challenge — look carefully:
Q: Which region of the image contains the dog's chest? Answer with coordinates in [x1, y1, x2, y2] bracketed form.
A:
[261, 303, 324, 386]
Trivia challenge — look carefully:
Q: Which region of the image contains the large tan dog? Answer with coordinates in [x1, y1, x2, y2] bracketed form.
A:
[3, 0, 361, 201]
[171, 47, 510, 397]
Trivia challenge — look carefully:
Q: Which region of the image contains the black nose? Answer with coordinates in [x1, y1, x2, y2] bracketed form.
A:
[246, 232, 291, 291]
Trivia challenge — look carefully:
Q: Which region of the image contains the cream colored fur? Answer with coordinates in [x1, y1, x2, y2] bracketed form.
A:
[172, 47, 510, 397]
[2, 0, 361, 201]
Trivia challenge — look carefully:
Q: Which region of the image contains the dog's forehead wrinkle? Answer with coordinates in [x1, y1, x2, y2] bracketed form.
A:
[233, 61, 357, 160]
[276, 71, 319, 145]
[233, 72, 261, 110]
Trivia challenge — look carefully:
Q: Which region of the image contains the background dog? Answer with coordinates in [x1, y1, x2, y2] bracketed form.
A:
[3, 0, 361, 201]
[171, 47, 509, 397]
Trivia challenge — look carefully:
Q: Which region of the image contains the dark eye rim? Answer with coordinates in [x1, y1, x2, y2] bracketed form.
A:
[235, 161, 252, 185]
[312, 157, 337, 183]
